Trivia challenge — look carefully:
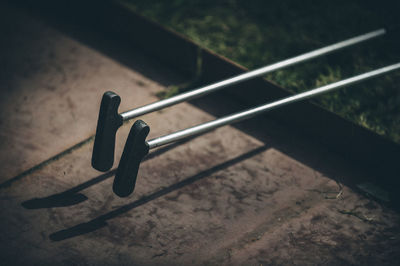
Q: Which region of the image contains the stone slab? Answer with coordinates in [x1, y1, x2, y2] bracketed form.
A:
[0, 101, 399, 265]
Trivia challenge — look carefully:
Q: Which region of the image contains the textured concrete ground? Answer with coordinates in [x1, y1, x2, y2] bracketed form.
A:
[0, 2, 399, 265]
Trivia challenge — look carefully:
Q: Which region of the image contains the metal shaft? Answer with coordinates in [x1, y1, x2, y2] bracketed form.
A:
[147, 63, 400, 149]
[120, 29, 386, 121]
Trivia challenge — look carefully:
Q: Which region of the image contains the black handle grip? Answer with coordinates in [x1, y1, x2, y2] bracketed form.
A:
[113, 120, 150, 197]
[91, 91, 123, 172]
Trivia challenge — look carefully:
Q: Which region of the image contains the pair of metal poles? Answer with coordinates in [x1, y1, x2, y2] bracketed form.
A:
[92, 28, 389, 172]
[112, 63, 400, 197]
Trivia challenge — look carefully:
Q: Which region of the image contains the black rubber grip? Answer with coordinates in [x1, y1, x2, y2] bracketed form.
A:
[91, 91, 123, 172]
[113, 120, 150, 197]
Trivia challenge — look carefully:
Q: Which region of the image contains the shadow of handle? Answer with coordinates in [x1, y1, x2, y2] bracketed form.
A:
[21, 192, 88, 209]
[113, 120, 150, 197]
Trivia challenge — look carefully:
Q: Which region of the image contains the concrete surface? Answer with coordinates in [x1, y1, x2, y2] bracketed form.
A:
[0, 1, 184, 183]
[0, 2, 399, 265]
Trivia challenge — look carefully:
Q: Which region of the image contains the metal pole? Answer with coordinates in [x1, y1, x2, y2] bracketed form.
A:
[120, 29, 386, 121]
[147, 63, 400, 149]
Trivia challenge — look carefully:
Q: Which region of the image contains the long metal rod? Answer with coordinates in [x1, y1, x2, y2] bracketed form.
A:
[120, 28, 386, 120]
[147, 63, 400, 149]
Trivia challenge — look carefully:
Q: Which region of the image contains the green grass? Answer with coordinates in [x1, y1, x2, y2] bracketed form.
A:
[121, 0, 400, 143]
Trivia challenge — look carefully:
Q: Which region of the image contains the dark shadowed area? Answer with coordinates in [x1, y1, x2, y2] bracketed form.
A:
[123, 0, 400, 143]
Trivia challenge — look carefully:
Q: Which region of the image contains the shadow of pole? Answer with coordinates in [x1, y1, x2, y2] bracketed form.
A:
[49, 145, 269, 241]
[21, 137, 195, 209]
